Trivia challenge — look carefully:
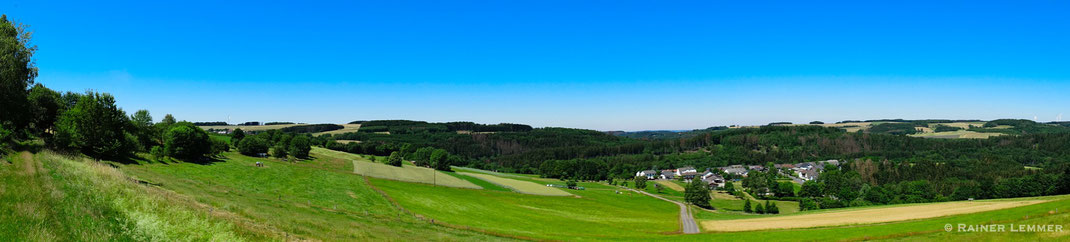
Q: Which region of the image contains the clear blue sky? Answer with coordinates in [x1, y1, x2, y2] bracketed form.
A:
[5, 0, 1069, 131]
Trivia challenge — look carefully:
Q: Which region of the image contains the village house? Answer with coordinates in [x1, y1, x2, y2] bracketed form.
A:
[701, 173, 725, 189]
[722, 166, 749, 177]
[635, 170, 658, 180]
[659, 170, 675, 180]
[675, 166, 699, 180]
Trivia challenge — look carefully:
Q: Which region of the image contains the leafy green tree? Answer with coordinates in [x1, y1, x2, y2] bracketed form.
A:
[634, 176, 647, 189]
[766, 200, 779, 214]
[776, 182, 796, 197]
[237, 137, 269, 156]
[566, 179, 578, 189]
[0, 15, 37, 134]
[798, 198, 819, 211]
[231, 128, 245, 145]
[150, 146, 166, 160]
[800, 180, 824, 198]
[754, 202, 765, 214]
[129, 109, 156, 150]
[387, 151, 403, 167]
[743, 199, 752, 213]
[28, 84, 61, 135]
[210, 138, 229, 156]
[52, 92, 136, 159]
[289, 135, 311, 158]
[272, 144, 288, 158]
[655, 183, 664, 193]
[163, 122, 212, 161]
[410, 147, 434, 166]
[685, 177, 712, 208]
[430, 149, 450, 170]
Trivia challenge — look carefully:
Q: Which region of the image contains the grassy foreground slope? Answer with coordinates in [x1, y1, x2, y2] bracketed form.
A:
[0, 152, 250, 241]
[120, 152, 507, 241]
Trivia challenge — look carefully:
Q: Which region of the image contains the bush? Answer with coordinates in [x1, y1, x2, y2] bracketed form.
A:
[163, 122, 212, 161]
[289, 135, 311, 158]
[52, 92, 137, 159]
[272, 144, 288, 158]
[685, 177, 711, 208]
[743, 199, 752, 213]
[150, 146, 166, 160]
[387, 151, 403, 167]
[210, 138, 229, 156]
[798, 198, 819, 211]
[237, 137, 269, 156]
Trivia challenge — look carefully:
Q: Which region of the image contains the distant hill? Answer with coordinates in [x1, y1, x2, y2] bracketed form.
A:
[608, 126, 729, 139]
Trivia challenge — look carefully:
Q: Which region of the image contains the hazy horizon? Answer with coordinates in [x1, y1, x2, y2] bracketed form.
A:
[7, 1, 1069, 131]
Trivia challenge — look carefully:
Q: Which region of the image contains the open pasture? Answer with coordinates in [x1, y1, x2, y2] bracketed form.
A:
[369, 177, 679, 240]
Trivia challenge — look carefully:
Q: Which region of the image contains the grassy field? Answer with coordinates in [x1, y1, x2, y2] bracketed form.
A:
[443, 172, 512, 192]
[369, 177, 680, 240]
[311, 147, 480, 189]
[699, 190, 800, 217]
[119, 151, 505, 241]
[0, 151, 249, 241]
[458, 172, 572, 196]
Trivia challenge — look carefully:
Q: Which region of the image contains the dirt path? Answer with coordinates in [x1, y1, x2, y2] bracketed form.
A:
[621, 186, 699, 234]
[702, 199, 1050, 231]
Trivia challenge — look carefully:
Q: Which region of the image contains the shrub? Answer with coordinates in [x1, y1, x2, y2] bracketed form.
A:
[163, 122, 212, 161]
[271, 144, 288, 158]
[237, 137, 269, 156]
[387, 151, 403, 167]
[289, 135, 311, 158]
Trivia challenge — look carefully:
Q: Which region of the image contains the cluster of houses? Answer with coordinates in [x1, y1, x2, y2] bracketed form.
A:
[717, 159, 841, 182]
[635, 166, 726, 189]
[633, 159, 841, 189]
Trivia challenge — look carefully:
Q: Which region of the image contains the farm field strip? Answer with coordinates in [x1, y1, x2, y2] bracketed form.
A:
[197, 124, 300, 132]
[700, 199, 1050, 231]
[457, 172, 572, 196]
[655, 180, 685, 191]
[311, 147, 480, 189]
[314, 123, 361, 135]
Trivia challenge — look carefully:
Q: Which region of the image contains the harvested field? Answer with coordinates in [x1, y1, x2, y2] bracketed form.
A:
[457, 172, 572, 196]
[314, 124, 361, 135]
[310, 148, 480, 189]
[198, 124, 300, 132]
[700, 199, 1050, 231]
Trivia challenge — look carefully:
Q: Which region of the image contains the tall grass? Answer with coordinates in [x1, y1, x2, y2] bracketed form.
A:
[0, 151, 247, 241]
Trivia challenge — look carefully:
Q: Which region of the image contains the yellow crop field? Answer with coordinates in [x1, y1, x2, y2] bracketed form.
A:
[700, 199, 1050, 231]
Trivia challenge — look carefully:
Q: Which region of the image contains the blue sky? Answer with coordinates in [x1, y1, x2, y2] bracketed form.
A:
[5, 0, 1069, 131]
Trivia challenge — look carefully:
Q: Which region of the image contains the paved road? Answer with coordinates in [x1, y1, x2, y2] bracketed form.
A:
[621, 186, 699, 234]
